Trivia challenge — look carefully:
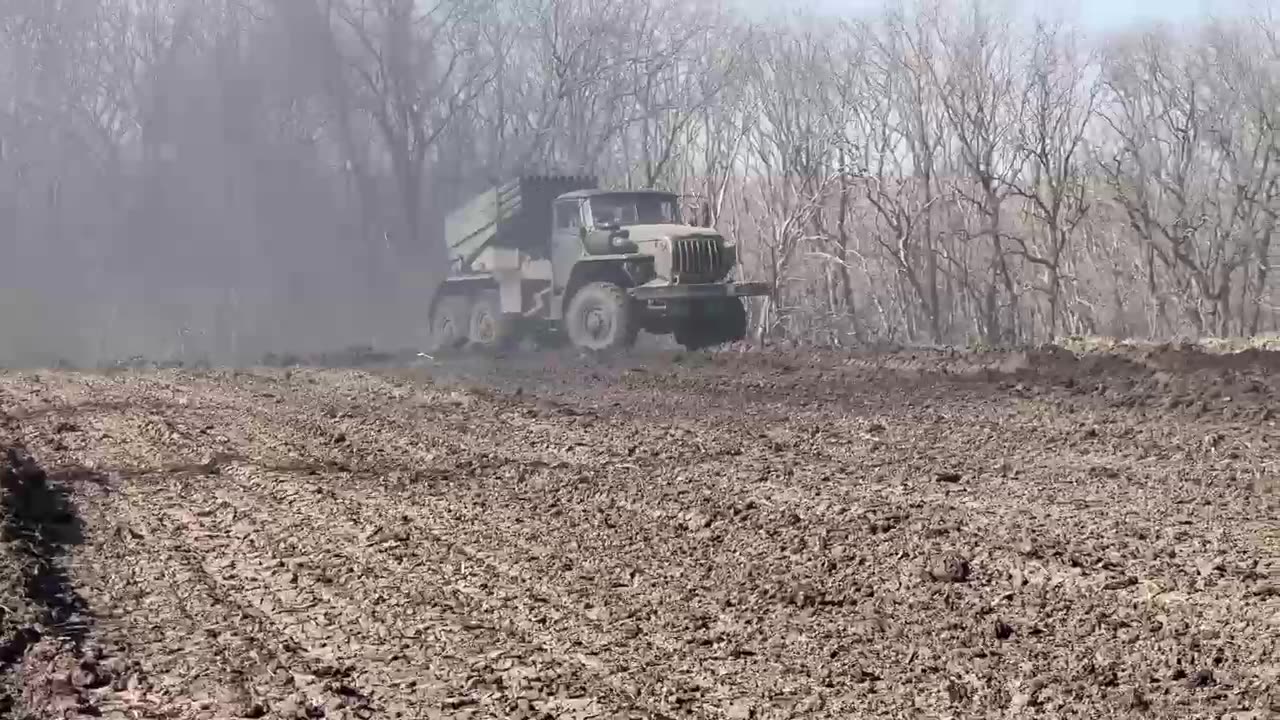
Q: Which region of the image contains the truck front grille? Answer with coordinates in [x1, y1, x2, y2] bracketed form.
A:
[672, 237, 726, 280]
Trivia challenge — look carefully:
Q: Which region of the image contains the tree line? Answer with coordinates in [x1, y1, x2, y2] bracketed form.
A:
[1, 0, 1278, 363]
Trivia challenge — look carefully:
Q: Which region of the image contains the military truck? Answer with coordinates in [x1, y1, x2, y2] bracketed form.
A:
[428, 175, 768, 353]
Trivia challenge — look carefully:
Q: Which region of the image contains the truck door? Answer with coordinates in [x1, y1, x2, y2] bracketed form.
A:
[550, 199, 585, 319]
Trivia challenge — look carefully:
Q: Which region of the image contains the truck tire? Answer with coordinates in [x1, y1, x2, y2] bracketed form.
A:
[565, 282, 638, 352]
[429, 295, 470, 352]
[721, 297, 749, 343]
[674, 323, 715, 351]
[676, 298, 747, 350]
[468, 292, 516, 351]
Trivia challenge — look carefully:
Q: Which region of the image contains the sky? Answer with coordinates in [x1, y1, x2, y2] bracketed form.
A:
[776, 0, 1257, 31]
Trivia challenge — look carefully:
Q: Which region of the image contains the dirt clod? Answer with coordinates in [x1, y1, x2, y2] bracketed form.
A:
[1121, 687, 1149, 710]
[69, 667, 100, 689]
[928, 554, 971, 583]
[1187, 669, 1216, 689]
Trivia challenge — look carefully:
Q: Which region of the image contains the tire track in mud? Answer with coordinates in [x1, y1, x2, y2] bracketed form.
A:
[91, 478, 380, 719]
[17, 373, 639, 717]
[92, 368, 880, 712]
[188, 463, 636, 718]
[154, 374, 746, 716]
[0, 375, 388, 719]
[205, 453, 845, 717]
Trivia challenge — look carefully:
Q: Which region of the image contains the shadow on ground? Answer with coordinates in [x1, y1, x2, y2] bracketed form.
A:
[1, 442, 100, 714]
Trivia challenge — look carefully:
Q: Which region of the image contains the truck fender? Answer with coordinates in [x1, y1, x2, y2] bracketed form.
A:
[428, 276, 495, 319]
[558, 259, 634, 320]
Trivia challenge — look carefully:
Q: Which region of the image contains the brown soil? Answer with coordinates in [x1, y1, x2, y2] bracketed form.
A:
[1, 345, 1278, 719]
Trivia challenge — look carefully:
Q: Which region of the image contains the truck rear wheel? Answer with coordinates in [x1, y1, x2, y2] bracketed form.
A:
[565, 282, 637, 352]
[468, 292, 515, 351]
[429, 295, 470, 352]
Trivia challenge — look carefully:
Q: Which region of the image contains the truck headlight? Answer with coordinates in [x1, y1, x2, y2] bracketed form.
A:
[610, 235, 638, 253]
[624, 259, 655, 284]
[721, 242, 737, 267]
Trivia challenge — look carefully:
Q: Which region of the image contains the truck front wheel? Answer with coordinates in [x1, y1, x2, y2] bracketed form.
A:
[565, 282, 638, 352]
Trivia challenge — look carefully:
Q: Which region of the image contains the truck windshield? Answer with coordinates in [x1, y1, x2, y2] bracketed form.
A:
[589, 194, 678, 226]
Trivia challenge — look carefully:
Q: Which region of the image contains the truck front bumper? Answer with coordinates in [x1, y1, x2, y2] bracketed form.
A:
[628, 281, 769, 302]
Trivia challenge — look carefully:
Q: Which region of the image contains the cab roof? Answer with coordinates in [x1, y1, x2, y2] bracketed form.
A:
[556, 188, 679, 201]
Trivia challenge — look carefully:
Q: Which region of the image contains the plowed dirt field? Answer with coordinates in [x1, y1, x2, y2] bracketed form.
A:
[2, 346, 1279, 719]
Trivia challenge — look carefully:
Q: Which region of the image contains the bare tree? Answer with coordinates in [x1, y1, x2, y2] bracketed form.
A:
[1098, 21, 1280, 337]
[844, 9, 955, 343]
[921, 0, 1026, 344]
[736, 19, 844, 340]
[1003, 19, 1099, 340]
[333, 0, 496, 252]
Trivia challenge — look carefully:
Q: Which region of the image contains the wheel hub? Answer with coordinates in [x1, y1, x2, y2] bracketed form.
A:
[584, 306, 612, 340]
[474, 312, 494, 343]
[435, 309, 460, 342]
